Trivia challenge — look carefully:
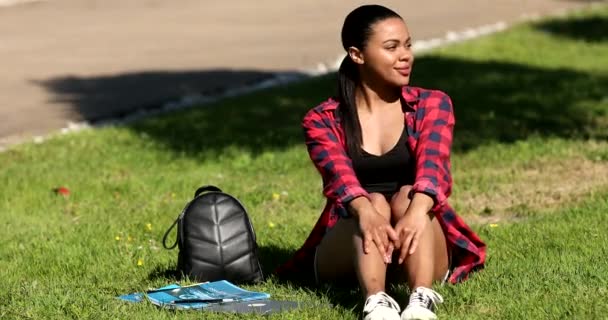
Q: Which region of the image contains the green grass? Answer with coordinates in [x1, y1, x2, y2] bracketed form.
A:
[1, 6, 608, 319]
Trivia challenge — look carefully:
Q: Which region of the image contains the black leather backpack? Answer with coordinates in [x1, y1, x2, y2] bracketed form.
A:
[162, 185, 264, 284]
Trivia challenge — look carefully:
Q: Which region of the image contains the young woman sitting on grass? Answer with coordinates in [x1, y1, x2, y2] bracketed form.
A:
[276, 4, 486, 320]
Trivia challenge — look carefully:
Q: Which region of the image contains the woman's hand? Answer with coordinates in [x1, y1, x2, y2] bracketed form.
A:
[357, 209, 399, 263]
[393, 192, 435, 264]
[393, 210, 431, 264]
[349, 197, 398, 263]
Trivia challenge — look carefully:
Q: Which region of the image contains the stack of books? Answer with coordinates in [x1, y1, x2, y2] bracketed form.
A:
[119, 280, 299, 314]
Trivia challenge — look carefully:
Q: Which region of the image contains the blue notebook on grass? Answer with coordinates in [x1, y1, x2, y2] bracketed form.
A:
[118, 280, 270, 310]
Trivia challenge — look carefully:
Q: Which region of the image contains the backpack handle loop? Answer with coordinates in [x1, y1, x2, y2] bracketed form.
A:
[194, 185, 222, 197]
[162, 218, 179, 250]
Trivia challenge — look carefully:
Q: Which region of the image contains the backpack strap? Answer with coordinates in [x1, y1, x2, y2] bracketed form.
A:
[194, 185, 222, 197]
[163, 185, 223, 250]
[162, 218, 179, 250]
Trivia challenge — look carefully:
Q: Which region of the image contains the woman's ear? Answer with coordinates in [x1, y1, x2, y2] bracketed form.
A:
[347, 46, 364, 65]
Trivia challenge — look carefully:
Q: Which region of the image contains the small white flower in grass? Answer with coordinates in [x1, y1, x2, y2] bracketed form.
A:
[148, 239, 159, 250]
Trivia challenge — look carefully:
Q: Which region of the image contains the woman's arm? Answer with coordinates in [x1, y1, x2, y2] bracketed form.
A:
[393, 91, 455, 260]
[409, 91, 455, 212]
[302, 109, 370, 216]
[405, 192, 434, 218]
[303, 108, 398, 259]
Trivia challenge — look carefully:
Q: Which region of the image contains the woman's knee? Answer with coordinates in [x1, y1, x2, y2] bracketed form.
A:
[390, 185, 413, 221]
[398, 185, 413, 196]
[368, 192, 391, 222]
[368, 192, 386, 204]
[316, 218, 359, 282]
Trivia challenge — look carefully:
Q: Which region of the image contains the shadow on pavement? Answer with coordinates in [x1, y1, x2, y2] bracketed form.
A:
[33, 69, 301, 122]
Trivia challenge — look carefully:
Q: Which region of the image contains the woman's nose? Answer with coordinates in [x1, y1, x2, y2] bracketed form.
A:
[399, 49, 412, 61]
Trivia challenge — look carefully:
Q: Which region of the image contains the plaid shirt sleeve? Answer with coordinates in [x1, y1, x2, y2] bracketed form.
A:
[302, 108, 369, 215]
[410, 91, 455, 212]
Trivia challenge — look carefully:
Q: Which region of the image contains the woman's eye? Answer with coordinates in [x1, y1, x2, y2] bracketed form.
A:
[386, 46, 397, 51]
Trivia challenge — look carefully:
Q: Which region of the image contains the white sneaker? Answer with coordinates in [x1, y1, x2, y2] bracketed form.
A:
[362, 291, 401, 320]
[401, 287, 444, 320]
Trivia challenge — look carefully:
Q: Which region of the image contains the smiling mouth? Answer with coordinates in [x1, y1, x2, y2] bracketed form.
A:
[395, 68, 411, 76]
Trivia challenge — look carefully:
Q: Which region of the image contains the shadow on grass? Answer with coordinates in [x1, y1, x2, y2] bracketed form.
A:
[413, 56, 607, 151]
[535, 12, 608, 43]
[257, 244, 294, 277]
[258, 244, 418, 311]
[143, 245, 299, 281]
[272, 274, 363, 312]
[119, 56, 607, 157]
[35, 57, 608, 157]
[148, 264, 179, 282]
[144, 244, 295, 284]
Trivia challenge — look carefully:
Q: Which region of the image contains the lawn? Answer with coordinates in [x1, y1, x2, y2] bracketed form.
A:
[1, 5, 607, 320]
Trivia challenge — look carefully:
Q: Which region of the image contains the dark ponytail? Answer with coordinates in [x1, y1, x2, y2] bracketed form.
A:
[337, 55, 362, 156]
[337, 5, 401, 156]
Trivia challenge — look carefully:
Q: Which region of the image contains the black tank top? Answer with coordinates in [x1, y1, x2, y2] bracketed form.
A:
[351, 126, 415, 197]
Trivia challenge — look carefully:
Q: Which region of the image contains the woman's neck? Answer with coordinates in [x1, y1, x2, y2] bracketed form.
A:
[356, 79, 402, 113]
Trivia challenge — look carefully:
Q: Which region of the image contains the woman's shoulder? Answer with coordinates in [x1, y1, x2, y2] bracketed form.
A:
[303, 97, 339, 120]
[402, 86, 451, 102]
[403, 86, 454, 115]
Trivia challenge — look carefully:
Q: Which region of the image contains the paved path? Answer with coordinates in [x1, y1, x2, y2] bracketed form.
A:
[0, 0, 602, 148]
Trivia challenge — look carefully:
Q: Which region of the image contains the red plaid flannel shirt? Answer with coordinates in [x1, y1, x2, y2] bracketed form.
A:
[275, 86, 486, 284]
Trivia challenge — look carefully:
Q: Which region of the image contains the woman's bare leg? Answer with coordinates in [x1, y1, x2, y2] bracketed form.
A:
[390, 186, 449, 289]
[316, 193, 393, 297]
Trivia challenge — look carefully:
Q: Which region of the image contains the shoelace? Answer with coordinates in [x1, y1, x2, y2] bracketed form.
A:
[364, 291, 401, 313]
[408, 287, 444, 310]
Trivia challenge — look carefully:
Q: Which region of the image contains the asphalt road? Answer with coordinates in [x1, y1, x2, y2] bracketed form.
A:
[0, 0, 602, 148]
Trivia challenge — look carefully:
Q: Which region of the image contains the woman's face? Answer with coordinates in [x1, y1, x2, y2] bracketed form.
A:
[356, 17, 414, 87]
